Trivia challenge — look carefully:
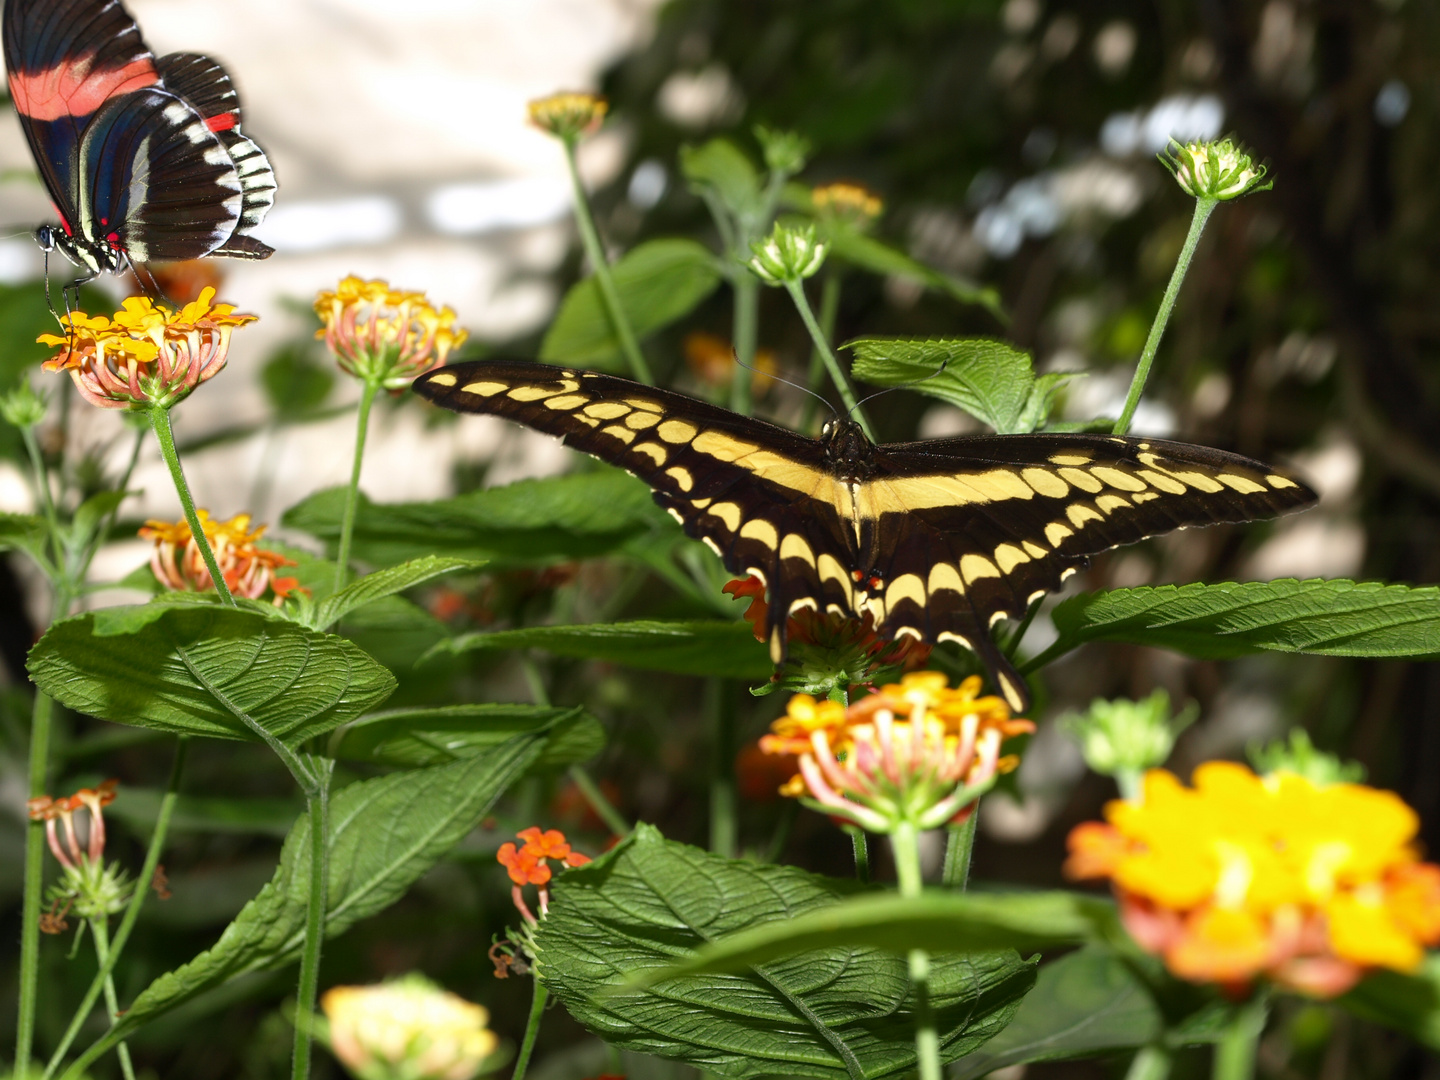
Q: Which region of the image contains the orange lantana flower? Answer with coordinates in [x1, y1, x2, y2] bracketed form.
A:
[139, 510, 301, 604]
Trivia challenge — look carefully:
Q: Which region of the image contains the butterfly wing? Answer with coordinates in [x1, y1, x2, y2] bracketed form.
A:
[859, 434, 1317, 707]
[413, 361, 859, 659]
[156, 52, 275, 258]
[3, 0, 158, 233]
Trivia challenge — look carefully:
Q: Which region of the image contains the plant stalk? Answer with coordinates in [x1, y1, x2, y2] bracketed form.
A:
[783, 279, 873, 440]
[848, 828, 870, 883]
[1127, 1044, 1174, 1080]
[800, 270, 843, 434]
[891, 821, 941, 1080]
[88, 920, 136, 1080]
[1112, 197, 1217, 436]
[511, 979, 549, 1080]
[1213, 993, 1267, 1080]
[567, 765, 631, 838]
[708, 680, 737, 858]
[333, 379, 379, 593]
[729, 275, 759, 416]
[942, 811, 978, 890]
[291, 765, 333, 1080]
[148, 406, 235, 607]
[562, 139, 652, 385]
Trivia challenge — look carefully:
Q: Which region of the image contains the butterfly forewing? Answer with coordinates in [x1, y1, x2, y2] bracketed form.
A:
[413, 361, 1316, 710]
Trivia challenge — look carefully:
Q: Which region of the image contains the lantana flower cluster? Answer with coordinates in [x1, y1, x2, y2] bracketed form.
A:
[1066, 762, 1440, 998]
[38, 287, 256, 410]
[139, 510, 301, 603]
[321, 974, 499, 1080]
[314, 276, 467, 389]
[496, 827, 591, 925]
[760, 671, 1034, 834]
[27, 780, 130, 929]
[811, 182, 884, 229]
[527, 91, 608, 141]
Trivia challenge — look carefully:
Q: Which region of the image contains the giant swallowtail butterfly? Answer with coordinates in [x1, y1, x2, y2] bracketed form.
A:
[413, 361, 1315, 709]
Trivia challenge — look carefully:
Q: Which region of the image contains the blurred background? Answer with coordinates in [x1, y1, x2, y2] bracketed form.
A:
[1, 0, 1437, 1075]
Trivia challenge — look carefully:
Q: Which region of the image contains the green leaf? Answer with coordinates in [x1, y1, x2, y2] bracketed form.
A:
[69, 490, 129, 548]
[425, 620, 771, 680]
[0, 511, 48, 563]
[847, 337, 1070, 434]
[540, 239, 724, 368]
[305, 555, 484, 630]
[537, 824, 1036, 1080]
[329, 703, 604, 770]
[82, 732, 546, 1058]
[260, 344, 335, 422]
[28, 607, 395, 746]
[1340, 956, 1440, 1048]
[679, 138, 763, 223]
[1041, 579, 1440, 667]
[629, 889, 1113, 985]
[824, 227, 1002, 317]
[282, 470, 672, 569]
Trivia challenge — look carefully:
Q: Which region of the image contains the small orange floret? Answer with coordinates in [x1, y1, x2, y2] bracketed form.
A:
[518, 826, 572, 861]
[496, 842, 551, 886]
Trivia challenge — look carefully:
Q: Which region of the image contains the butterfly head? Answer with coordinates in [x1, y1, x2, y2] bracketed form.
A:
[821, 417, 875, 481]
[36, 225, 121, 277]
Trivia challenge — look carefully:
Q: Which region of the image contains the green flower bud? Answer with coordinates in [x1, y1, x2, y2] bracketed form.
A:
[749, 222, 828, 285]
[755, 125, 810, 177]
[1160, 137, 1272, 201]
[1061, 690, 1197, 793]
[0, 379, 48, 429]
[1249, 729, 1364, 787]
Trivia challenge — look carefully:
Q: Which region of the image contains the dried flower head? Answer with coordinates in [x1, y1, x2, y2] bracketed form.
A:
[527, 91, 608, 141]
[1160, 137, 1271, 201]
[1066, 762, 1440, 998]
[29, 780, 132, 921]
[139, 510, 301, 604]
[322, 974, 499, 1080]
[314, 276, 467, 389]
[38, 287, 256, 410]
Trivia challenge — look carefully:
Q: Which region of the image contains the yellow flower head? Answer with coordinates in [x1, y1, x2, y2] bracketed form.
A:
[527, 91, 608, 141]
[139, 510, 301, 605]
[38, 287, 256, 410]
[322, 975, 498, 1080]
[314, 276, 468, 389]
[811, 182, 884, 228]
[1066, 761, 1440, 997]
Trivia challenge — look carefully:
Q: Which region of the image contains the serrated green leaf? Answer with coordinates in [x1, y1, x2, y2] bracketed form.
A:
[1039, 579, 1440, 667]
[70, 733, 545, 1069]
[629, 889, 1114, 985]
[329, 703, 604, 770]
[540, 239, 723, 368]
[28, 607, 395, 746]
[824, 227, 1001, 317]
[1340, 955, 1440, 1048]
[307, 555, 484, 630]
[847, 337, 1069, 434]
[282, 470, 672, 569]
[425, 620, 770, 679]
[537, 824, 1035, 1080]
[679, 138, 762, 222]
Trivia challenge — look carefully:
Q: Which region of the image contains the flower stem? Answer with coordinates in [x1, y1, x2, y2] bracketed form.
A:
[848, 827, 870, 882]
[782, 279, 873, 441]
[333, 379, 379, 593]
[1127, 1045, 1174, 1080]
[148, 406, 235, 607]
[291, 763, 333, 1080]
[21, 423, 61, 561]
[709, 680, 737, 858]
[88, 920, 136, 1080]
[728, 275, 759, 416]
[15, 689, 57, 1078]
[1112, 197, 1217, 436]
[942, 812, 978, 889]
[562, 139, 653, 385]
[568, 764, 630, 838]
[511, 979, 549, 1080]
[891, 821, 941, 1080]
[1212, 993, 1267, 1080]
[800, 270, 843, 434]
[44, 736, 189, 1079]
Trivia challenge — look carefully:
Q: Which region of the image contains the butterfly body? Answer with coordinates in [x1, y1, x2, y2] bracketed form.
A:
[3, 0, 276, 278]
[413, 360, 1316, 709]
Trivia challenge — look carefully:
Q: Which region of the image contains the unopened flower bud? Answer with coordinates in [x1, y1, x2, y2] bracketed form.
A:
[0, 379, 48, 429]
[756, 125, 810, 177]
[322, 975, 499, 1080]
[749, 223, 828, 285]
[527, 92, 608, 142]
[1160, 137, 1271, 201]
[1060, 690, 1195, 797]
[1250, 728, 1364, 787]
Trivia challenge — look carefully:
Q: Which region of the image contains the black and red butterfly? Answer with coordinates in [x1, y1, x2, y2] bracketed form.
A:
[2, 0, 277, 283]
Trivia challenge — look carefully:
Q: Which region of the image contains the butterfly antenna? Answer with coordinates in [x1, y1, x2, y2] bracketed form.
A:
[850, 358, 953, 415]
[731, 350, 837, 420]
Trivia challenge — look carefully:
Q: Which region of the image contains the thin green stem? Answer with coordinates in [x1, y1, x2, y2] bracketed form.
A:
[1112, 197, 1218, 436]
[800, 271, 843, 434]
[511, 979, 549, 1080]
[88, 921, 136, 1080]
[45, 736, 188, 1079]
[891, 821, 940, 1080]
[848, 828, 870, 883]
[1127, 1044, 1174, 1080]
[568, 765, 630, 837]
[783, 279, 873, 440]
[291, 763, 333, 1080]
[942, 812, 978, 890]
[708, 680, 737, 858]
[1213, 993, 1267, 1080]
[562, 139, 652, 385]
[21, 424, 61, 558]
[763, 801, 798, 863]
[728, 275, 759, 416]
[148, 406, 234, 607]
[333, 379, 379, 593]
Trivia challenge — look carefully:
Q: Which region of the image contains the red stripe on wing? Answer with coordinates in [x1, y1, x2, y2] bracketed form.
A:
[9, 56, 159, 121]
[205, 112, 238, 132]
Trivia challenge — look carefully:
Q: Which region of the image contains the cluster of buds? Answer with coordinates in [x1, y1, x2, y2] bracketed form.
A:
[1066, 762, 1440, 998]
[38, 287, 256, 410]
[496, 827, 591, 926]
[527, 91, 608, 142]
[1060, 689, 1196, 798]
[725, 575, 931, 700]
[0, 378, 48, 429]
[760, 672, 1034, 834]
[755, 125, 810, 177]
[27, 780, 131, 928]
[139, 510, 301, 604]
[749, 222, 828, 285]
[1159, 137, 1271, 202]
[810, 182, 885, 231]
[321, 974, 499, 1080]
[314, 276, 468, 390]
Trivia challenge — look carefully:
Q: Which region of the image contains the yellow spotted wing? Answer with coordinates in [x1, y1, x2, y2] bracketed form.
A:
[413, 360, 1315, 709]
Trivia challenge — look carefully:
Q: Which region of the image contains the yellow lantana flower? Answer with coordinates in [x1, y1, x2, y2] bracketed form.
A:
[314, 276, 467, 389]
